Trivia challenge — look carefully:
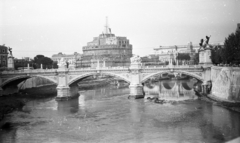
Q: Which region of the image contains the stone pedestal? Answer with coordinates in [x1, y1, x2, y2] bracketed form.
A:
[199, 46, 212, 66]
[7, 56, 14, 69]
[203, 49, 212, 66]
[129, 84, 144, 99]
[129, 61, 144, 99]
[199, 50, 204, 65]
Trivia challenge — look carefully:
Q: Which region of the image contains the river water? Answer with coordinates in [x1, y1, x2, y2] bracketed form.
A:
[1, 79, 240, 143]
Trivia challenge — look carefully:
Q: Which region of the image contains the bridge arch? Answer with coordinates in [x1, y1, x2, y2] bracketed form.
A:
[181, 82, 194, 90]
[162, 81, 176, 90]
[1, 75, 57, 88]
[141, 70, 203, 83]
[68, 72, 130, 86]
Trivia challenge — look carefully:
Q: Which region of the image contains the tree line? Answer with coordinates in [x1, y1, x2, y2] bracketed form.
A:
[211, 30, 240, 65]
[15, 55, 58, 69]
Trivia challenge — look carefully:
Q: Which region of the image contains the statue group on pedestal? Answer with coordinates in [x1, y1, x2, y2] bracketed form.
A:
[57, 58, 76, 68]
[199, 35, 211, 50]
[8, 47, 13, 57]
[130, 55, 141, 64]
[58, 58, 66, 68]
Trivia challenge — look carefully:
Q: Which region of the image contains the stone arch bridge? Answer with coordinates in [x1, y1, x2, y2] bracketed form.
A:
[0, 64, 211, 100]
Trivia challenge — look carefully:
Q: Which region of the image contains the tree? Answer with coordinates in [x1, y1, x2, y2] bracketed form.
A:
[193, 52, 199, 65]
[222, 31, 240, 64]
[211, 45, 223, 65]
[33, 55, 45, 66]
[176, 53, 190, 61]
[33, 55, 54, 69]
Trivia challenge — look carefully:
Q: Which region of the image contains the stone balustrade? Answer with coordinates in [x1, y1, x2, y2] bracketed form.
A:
[0, 63, 209, 100]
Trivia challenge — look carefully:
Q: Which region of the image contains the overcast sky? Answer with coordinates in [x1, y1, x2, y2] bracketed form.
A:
[1, 0, 240, 59]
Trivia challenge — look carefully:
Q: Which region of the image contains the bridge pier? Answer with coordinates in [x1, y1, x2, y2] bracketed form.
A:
[128, 59, 144, 99]
[56, 85, 70, 100]
[55, 68, 73, 101]
[201, 67, 212, 94]
[129, 84, 144, 99]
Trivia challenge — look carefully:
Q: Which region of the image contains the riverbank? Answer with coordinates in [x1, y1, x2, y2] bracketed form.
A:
[204, 95, 240, 113]
[0, 96, 25, 126]
[0, 84, 57, 128]
[194, 91, 240, 113]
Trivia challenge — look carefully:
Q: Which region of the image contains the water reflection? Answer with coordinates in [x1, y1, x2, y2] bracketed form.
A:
[0, 81, 240, 143]
[129, 100, 145, 142]
[57, 98, 79, 114]
[78, 93, 85, 108]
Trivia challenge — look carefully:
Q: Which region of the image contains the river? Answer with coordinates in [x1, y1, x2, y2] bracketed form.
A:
[1, 79, 240, 143]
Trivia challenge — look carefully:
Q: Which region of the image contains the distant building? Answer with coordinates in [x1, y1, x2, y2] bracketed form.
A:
[153, 42, 223, 64]
[141, 55, 162, 67]
[14, 57, 31, 69]
[0, 44, 9, 68]
[52, 52, 82, 62]
[14, 57, 31, 62]
[153, 42, 197, 63]
[81, 18, 133, 68]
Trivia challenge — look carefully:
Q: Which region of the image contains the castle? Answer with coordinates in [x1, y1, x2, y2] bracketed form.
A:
[80, 18, 133, 68]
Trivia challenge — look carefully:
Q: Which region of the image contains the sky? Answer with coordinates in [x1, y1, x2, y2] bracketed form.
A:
[0, 0, 240, 59]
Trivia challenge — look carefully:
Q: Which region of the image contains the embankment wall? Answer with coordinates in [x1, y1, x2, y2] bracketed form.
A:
[211, 66, 240, 101]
